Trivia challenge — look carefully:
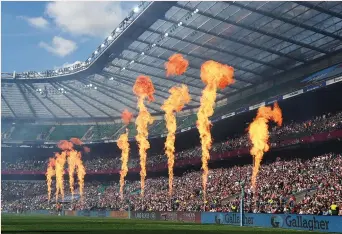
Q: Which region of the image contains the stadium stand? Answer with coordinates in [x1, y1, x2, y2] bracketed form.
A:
[2, 3, 342, 231]
[49, 125, 91, 141]
[2, 152, 342, 215]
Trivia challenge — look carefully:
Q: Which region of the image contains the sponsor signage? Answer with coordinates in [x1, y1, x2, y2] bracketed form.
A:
[110, 211, 128, 219]
[201, 212, 342, 233]
[283, 89, 303, 99]
[249, 102, 265, 111]
[266, 96, 282, 105]
[236, 107, 248, 115]
[326, 76, 342, 86]
[181, 127, 192, 132]
[159, 212, 201, 223]
[221, 112, 235, 120]
[131, 211, 159, 220]
[304, 82, 325, 92]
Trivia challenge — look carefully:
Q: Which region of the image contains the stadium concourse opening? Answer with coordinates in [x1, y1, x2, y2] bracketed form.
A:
[2, 1, 342, 233]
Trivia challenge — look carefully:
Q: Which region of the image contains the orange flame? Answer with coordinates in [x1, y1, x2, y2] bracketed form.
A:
[248, 102, 282, 192]
[117, 129, 130, 199]
[133, 75, 155, 102]
[133, 75, 155, 196]
[83, 146, 90, 153]
[161, 85, 191, 196]
[197, 60, 234, 202]
[57, 140, 74, 151]
[70, 138, 83, 145]
[67, 150, 78, 199]
[47, 139, 87, 202]
[76, 151, 86, 200]
[165, 54, 189, 77]
[122, 109, 133, 125]
[55, 151, 67, 202]
[46, 158, 56, 202]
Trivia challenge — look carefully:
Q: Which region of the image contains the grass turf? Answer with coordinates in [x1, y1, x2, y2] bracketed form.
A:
[2, 214, 320, 234]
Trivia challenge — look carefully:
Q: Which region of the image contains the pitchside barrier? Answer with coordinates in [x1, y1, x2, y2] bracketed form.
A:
[4, 210, 341, 233]
[202, 212, 342, 233]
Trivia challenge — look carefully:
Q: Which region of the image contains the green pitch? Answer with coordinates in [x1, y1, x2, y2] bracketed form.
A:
[2, 214, 320, 234]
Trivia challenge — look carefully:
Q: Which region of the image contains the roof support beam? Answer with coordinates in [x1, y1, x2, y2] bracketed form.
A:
[126, 45, 252, 86]
[16, 83, 37, 118]
[294, 1, 342, 20]
[230, 1, 342, 41]
[79, 78, 149, 113]
[101, 70, 201, 106]
[1, 94, 17, 118]
[108, 64, 206, 94]
[22, 84, 58, 119]
[113, 53, 225, 95]
[88, 78, 163, 111]
[50, 82, 94, 118]
[61, 81, 123, 115]
[107, 65, 203, 103]
[145, 29, 284, 72]
[57, 82, 114, 118]
[177, 4, 328, 54]
[163, 17, 306, 63]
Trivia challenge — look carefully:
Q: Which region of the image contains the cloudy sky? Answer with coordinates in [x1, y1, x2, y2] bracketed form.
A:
[1, 1, 139, 72]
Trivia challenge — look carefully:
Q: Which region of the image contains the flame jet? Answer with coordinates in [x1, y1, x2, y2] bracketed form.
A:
[161, 85, 191, 196]
[197, 60, 234, 202]
[248, 102, 282, 192]
[46, 158, 56, 202]
[118, 109, 133, 199]
[55, 151, 67, 202]
[75, 151, 86, 200]
[165, 54, 189, 77]
[133, 75, 155, 196]
[67, 150, 78, 199]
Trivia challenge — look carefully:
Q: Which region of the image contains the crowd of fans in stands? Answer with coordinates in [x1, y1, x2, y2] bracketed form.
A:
[2, 111, 342, 172]
[2, 112, 342, 215]
[2, 153, 342, 216]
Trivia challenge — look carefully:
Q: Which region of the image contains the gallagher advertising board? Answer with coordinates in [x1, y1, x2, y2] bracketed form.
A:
[201, 213, 342, 233]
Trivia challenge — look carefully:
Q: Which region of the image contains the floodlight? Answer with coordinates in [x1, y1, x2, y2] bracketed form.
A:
[133, 7, 140, 13]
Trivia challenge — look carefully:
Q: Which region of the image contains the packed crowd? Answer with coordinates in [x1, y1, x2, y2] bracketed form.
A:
[2, 112, 342, 172]
[2, 153, 342, 216]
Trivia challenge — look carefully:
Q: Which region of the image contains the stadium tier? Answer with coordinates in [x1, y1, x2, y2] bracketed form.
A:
[2, 1, 342, 233]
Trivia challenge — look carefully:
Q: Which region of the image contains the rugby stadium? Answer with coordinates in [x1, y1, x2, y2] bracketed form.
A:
[2, 1, 342, 233]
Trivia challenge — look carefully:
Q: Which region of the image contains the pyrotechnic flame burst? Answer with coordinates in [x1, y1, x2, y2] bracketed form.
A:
[161, 85, 191, 196]
[165, 54, 189, 77]
[117, 129, 130, 199]
[55, 152, 67, 202]
[122, 109, 133, 125]
[133, 75, 155, 196]
[46, 138, 87, 202]
[197, 60, 234, 202]
[248, 102, 282, 193]
[46, 158, 56, 202]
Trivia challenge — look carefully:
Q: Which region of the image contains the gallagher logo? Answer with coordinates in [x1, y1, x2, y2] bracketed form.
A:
[271, 215, 284, 228]
[215, 214, 225, 224]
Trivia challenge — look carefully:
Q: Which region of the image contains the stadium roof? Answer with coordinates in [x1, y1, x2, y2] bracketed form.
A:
[2, 1, 342, 121]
